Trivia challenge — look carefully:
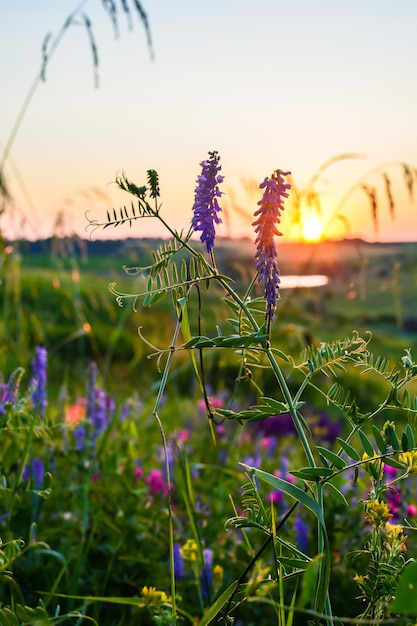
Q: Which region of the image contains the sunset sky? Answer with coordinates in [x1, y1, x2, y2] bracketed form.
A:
[1, 0, 416, 242]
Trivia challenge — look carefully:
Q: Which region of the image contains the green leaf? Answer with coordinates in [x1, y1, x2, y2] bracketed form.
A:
[325, 482, 348, 507]
[180, 258, 187, 282]
[261, 397, 289, 413]
[386, 423, 401, 451]
[297, 554, 324, 609]
[390, 561, 417, 616]
[198, 581, 239, 626]
[316, 446, 347, 470]
[149, 290, 166, 305]
[372, 425, 387, 454]
[177, 297, 202, 390]
[289, 467, 334, 482]
[270, 348, 290, 362]
[277, 557, 310, 570]
[359, 430, 374, 456]
[406, 423, 415, 449]
[242, 465, 325, 527]
[383, 456, 405, 470]
[0, 607, 19, 626]
[336, 437, 361, 462]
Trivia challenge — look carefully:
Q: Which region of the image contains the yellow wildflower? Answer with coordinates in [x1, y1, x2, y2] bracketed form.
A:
[353, 573, 369, 585]
[141, 586, 169, 607]
[364, 500, 392, 529]
[384, 521, 407, 554]
[362, 451, 382, 477]
[180, 539, 198, 563]
[212, 564, 224, 593]
[399, 451, 417, 475]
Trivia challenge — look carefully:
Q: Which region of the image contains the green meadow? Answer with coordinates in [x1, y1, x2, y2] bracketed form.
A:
[3, 236, 416, 390]
[1, 233, 417, 625]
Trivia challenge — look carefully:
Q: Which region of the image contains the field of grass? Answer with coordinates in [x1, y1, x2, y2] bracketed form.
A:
[3, 236, 416, 391]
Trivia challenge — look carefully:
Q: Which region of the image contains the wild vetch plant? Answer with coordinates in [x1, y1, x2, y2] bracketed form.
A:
[85, 151, 417, 625]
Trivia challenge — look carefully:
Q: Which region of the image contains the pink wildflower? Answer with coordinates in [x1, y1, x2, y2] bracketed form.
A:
[146, 469, 168, 496]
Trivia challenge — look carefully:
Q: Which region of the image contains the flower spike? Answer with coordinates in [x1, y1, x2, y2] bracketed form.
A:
[191, 151, 224, 253]
[253, 169, 291, 322]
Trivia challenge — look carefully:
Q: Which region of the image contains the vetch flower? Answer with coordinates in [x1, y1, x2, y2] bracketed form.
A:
[253, 170, 291, 322]
[30, 346, 48, 418]
[191, 150, 224, 253]
[0, 367, 24, 414]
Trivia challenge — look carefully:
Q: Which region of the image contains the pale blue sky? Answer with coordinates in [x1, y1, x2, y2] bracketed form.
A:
[1, 0, 416, 241]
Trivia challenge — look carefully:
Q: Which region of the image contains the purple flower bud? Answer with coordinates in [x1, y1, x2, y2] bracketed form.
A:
[191, 151, 224, 253]
[253, 170, 291, 322]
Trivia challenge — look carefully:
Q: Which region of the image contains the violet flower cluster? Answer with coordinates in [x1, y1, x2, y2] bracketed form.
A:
[191, 151, 224, 253]
[253, 170, 291, 321]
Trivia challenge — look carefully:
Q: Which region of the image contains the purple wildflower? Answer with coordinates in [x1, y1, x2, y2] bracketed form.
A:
[32, 457, 45, 486]
[92, 388, 108, 435]
[30, 346, 48, 418]
[22, 457, 45, 487]
[174, 542, 185, 579]
[74, 425, 86, 451]
[85, 363, 112, 442]
[294, 514, 309, 555]
[253, 170, 291, 321]
[191, 151, 224, 253]
[86, 362, 98, 419]
[202, 548, 213, 598]
[0, 368, 23, 415]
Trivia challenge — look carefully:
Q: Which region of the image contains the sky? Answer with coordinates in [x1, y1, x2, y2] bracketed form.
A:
[1, 0, 417, 243]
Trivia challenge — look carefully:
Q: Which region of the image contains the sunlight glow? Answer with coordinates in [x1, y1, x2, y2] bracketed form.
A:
[302, 216, 324, 242]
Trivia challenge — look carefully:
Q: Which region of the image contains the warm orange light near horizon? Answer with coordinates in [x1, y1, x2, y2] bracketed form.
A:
[301, 216, 324, 242]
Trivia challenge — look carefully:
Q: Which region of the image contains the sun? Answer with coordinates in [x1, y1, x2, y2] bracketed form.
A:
[301, 216, 324, 242]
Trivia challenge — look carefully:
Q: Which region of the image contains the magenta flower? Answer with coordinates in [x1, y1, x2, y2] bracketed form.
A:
[146, 468, 168, 496]
[191, 151, 224, 253]
[253, 170, 291, 321]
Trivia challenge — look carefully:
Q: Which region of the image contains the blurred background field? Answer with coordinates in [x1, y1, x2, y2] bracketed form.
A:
[2, 235, 416, 400]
